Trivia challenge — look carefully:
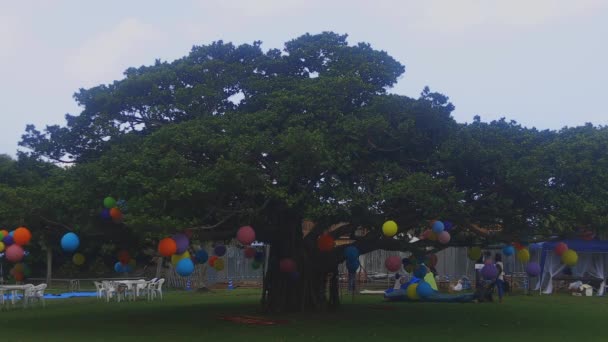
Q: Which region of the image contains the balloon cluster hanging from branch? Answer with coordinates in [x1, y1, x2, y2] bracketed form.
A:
[100, 196, 125, 224]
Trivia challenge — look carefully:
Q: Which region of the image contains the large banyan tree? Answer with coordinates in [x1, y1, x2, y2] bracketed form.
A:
[19, 32, 608, 312]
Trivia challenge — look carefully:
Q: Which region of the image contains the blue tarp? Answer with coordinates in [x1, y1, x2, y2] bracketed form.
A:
[532, 239, 608, 253]
[2, 291, 97, 300]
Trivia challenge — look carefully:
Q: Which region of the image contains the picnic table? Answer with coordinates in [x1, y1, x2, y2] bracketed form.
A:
[0, 284, 34, 306]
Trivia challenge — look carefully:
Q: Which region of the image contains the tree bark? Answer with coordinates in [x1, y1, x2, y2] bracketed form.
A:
[46, 246, 52, 286]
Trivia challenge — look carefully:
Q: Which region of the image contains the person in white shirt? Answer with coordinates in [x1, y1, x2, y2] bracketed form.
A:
[495, 253, 505, 303]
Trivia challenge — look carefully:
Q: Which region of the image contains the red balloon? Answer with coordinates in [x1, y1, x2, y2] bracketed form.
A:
[513, 242, 524, 251]
[244, 247, 256, 259]
[554, 242, 568, 256]
[236, 226, 256, 245]
[385, 256, 401, 272]
[117, 250, 131, 264]
[110, 208, 123, 221]
[209, 255, 218, 267]
[158, 238, 177, 257]
[13, 227, 32, 246]
[317, 234, 335, 252]
[279, 258, 297, 273]
[14, 271, 25, 282]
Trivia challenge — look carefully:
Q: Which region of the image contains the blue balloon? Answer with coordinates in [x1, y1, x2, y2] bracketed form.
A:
[2, 235, 14, 246]
[502, 246, 515, 256]
[254, 251, 265, 262]
[416, 281, 434, 298]
[443, 221, 453, 231]
[214, 245, 226, 257]
[9, 230, 14, 237]
[61, 233, 80, 252]
[414, 265, 427, 279]
[176, 258, 195, 277]
[402, 258, 410, 267]
[346, 259, 360, 273]
[432, 221, 445, 233]
[100, 208, 111, 220]
[195, 249, 208, 264]
[344, 246, 360, 260]
[114, 262, 124, 273]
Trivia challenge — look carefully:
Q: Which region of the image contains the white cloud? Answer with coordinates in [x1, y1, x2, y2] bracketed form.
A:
[65, 17, 168, 87]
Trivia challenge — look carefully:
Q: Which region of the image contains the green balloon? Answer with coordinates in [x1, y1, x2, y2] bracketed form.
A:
[103, 197, 117, 209]
[252, 261, 261, 270]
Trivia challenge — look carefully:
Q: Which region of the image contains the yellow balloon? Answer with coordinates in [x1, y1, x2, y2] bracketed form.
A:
[517, 248, 530, 263]
[128, 259, 136, 268]
[406, 283, 419, 300]
[0, 241, 5, 252]
[468, 247, 482, 261]
[73, 253, 86, 266]
[14, 263, 25, 272]
[171, 251, 191, 266]
[214, 258, 225, 271]
[561, 249, 578, 266]
[382, 220, 398, 237]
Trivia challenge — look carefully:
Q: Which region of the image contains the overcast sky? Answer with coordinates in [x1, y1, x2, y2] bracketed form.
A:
[1, 0, 607, 156]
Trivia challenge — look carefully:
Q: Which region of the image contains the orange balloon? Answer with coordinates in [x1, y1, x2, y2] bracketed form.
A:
[117, 250, 131, 264]
[14, 271, 25, 282]
[110, 208, 123, 221]
[158, 238, 177, 257]
[209, 255, 218, 267]
[0, 229, 8, 238]
[317, 234, 335, 252]
[13, 227, 32, 246]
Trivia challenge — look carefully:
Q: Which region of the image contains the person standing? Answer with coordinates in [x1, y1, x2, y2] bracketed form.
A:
[495, 253, 505, 303]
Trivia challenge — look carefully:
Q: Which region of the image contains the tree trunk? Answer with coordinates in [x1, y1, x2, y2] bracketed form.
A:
[46, 246, 53, 286]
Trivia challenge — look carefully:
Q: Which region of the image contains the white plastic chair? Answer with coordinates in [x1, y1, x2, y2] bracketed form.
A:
[24, 284, 47, 308]
[149, 278, 165, 301]
[102, 281, 119, 302]
[93, 281, 106, 299]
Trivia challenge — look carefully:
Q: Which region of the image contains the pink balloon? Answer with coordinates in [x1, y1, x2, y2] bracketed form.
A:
[243, 247, 256, 259]
[554, 242, 568, 256]
[279, 258, 297, 273]
[385, 256, 402, 272]
[421, 229, 432, 240]
[236, 226, 256, 245]
[438, 231, 451, 244]
[6, 244, 24, 263]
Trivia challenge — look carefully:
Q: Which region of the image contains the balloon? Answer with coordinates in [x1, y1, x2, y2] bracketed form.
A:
[3, 234, 14, 246]
[385, 256, 401, 272]
[100, 208, 111, 220]
[172, 234, 189, 254]
[176, 258, 195, 276]
[73, 253, 85, 266]
[14, 263, 25, 273]
[513, 242, 524, 251]
[317, 234, 335, 252]
[172, 251, 191, 266]
[252, 261, 262, 270]
[516, 249, 530, 263]
[128, 259, 136, 269]
[236, 226, 256, 245]
[254, 251, 265, 262]
[0, 229, 7, 238]
[158, 238, 177, 257]
[195, 249, 209, 263]
[438, 231, 451, 244]
[214, 245, 227, 257]
[344, 246, 359, 260]
[428, 232, 438, 241]
[213, 258, 225, 271]
[432, 221, 445, 234]
[481, 264, 498, 280]
[279, 258, 297, 273]
[110, 207, 123, 221]
[468, 247, 482, 261]
[502, 245, 515, 256]
[61, 233, 79, 252]
[405, 264, 415, 273]
[421, 229, 432, 240]
[414, 265, 427, 279]
[382, 220, 398, 237]
[244, 247, 256, 259]
[416, 281, 434, 298]
[114, 262, 125, 273]
[443, 221, 454, 231]
[104, 196, 117, 209]
[526, 262, 541, 277]
[14, 271, 25, 282]
[554, 242, 568, 257]
[13, 227, 32, 246]
[23, 264, 31, 277]
[346, 259, 360, 273]
[117, 250, 131, 264]
[208, 255, 218, 267]
[402, 258, 410, 267]
[406, 283, 419, 300]
[9, 230, 14, 236]
[184, 228, 193, 239]
[0, 241, 5, 252]
[561, 249, 578, 266]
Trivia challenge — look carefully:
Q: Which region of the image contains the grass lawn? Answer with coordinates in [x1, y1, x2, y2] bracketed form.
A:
[1, 289, 606, 341]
